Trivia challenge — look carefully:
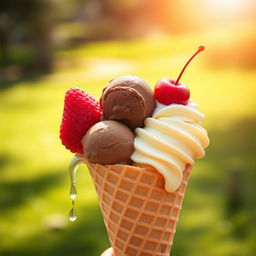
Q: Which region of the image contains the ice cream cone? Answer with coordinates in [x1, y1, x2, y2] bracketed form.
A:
[86, 161, 192, 256]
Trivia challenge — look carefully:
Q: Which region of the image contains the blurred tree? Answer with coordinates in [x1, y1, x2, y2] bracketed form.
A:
[0, 3, 10, 68]
[226, 169, 243, 216]
[226, 169, 248, 238]
[0, 0, 55, 72]
[25, 1, 55, 73]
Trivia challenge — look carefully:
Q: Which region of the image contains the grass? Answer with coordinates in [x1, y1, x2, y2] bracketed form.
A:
[0, 32, 256, 256]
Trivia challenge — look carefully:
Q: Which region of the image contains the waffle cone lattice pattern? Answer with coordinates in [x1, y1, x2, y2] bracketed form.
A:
[87, 163, 192, 256]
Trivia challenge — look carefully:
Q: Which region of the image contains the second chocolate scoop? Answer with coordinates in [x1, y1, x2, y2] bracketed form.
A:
[102, 75, 155, 129]
[82, 120, 135, 165]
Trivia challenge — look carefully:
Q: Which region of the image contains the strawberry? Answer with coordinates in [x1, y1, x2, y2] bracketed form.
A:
[60, 87, 102, 154]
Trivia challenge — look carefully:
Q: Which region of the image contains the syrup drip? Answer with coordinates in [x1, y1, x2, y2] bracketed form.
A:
[68, 155, 83, 222]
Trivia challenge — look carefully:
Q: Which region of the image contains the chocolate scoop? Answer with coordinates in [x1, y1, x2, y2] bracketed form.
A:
[101, 75, 155, 129]
[82, 120, 135, 165]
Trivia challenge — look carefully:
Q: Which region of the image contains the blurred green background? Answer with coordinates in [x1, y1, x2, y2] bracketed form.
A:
[0, 0, 256, 255]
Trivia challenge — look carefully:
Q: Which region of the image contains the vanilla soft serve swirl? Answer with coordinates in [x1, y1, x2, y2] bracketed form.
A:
[131, 101, 209, 192]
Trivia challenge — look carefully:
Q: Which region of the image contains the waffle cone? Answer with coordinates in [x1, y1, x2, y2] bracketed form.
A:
[86, 162, 192, 256]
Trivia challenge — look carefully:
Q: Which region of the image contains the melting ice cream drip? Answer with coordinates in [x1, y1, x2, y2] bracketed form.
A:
[69, 155, 83, 222]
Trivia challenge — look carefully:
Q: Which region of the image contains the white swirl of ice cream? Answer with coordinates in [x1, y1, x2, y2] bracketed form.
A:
[131, 100, 209, 192]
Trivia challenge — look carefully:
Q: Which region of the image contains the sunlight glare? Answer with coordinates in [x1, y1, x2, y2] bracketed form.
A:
[206, 0, 250, 16]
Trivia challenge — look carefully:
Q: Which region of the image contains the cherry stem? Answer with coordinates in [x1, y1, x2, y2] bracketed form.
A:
[175, 45, 205, 85]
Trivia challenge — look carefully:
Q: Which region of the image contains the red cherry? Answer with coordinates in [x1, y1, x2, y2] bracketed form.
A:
[155, 78, 190, 105]
[154, 45, 205, 105]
